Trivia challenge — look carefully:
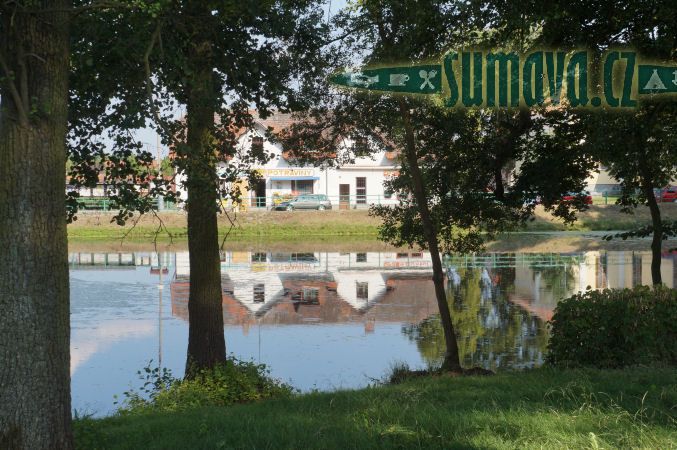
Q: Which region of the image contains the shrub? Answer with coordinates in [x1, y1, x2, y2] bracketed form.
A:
[117, 357, 295, 414]
[546, 285, 677, 368]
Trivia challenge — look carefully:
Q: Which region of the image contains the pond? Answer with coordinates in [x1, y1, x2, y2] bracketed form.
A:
[69, 247, 677, 416]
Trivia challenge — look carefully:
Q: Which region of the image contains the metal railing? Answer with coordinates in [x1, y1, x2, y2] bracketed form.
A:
[443, 253, 585, 269]
[72, 191, 675, 212]
[591, 192, 628, 205]
[591, 191, 677, 204]
[220, 194, 402, 211]
[75, 197, 181, 212]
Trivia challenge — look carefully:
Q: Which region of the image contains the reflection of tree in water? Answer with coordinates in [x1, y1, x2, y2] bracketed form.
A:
[403, 266, 549, 371]
[531, 264, 576, 306]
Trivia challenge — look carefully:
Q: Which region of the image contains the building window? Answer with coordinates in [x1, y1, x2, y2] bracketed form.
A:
[291, 179, 313, 194]
[290, 253, 316, 262]
[356, 282, 368, 300]
[253, 284, 265, 303]
[223, 283, 234, 295]
[252, 252, 266, 262]
[356, 253, 367, 263]
[302, 287, 319, 304]
[352, 135, 369, 157]
[356, 177, 366, 204]
[252, 136, 264, 152]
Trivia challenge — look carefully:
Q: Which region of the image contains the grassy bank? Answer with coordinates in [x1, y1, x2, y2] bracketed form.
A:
[67, 210, 380, 241]
[74, 367, 676, 449]
[67, 204, 677, 241]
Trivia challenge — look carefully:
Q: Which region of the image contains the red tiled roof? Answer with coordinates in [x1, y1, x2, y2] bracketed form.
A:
[252, 111, 294, 134]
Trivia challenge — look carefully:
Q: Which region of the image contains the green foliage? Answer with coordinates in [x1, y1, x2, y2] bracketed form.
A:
[384, 361, 437, 385]
[386, 361, 413, 384]
[67, 0, 329, 225]
[547, 286, 677, 368]
[116, 358, 295, 414]
[604, 220, 677, 245]
[74, 367, 677, 449]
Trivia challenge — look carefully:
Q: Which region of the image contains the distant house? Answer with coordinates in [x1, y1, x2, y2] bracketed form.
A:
[66, 160, 173, 198]
[173, 111, 401, 209]
[168, 111, 651, 205]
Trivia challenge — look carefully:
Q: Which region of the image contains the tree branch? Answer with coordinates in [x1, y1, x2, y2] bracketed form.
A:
[321, 21, 375, 46]
[16, 41, 29, 117]
[144, 21, 163, 128]
[0, 49, 28, 126]
[6, 0, 143, 16]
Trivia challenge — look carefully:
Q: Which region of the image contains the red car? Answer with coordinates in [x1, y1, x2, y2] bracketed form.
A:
[655, 187, 677, 202]
[560, 192, 593, 205]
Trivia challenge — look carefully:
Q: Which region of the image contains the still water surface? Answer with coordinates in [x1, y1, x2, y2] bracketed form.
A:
[70, 248, 677, 416]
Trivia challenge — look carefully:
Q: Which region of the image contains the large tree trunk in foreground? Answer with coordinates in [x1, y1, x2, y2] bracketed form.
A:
[397, 99, 462, 372]
[0, 2, 73, 448]
[184, 41, 226, 376]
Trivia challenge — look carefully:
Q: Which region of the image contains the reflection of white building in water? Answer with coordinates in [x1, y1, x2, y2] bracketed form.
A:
[168, 250, 677, 326]
[68, 250, 676, 330]
[173, 251, 434, 315]
[510, 251, 676, 321]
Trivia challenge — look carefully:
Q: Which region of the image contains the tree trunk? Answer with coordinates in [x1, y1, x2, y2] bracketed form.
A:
[638, 158, 663, 285]
[493, 167, 505, 200]
[397, 99, 462, 372]
[0, 2, 74, 449]
[184, 41, 227, 376]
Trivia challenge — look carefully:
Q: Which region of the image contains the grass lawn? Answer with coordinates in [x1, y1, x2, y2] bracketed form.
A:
[74, 367, 676, 449]
[66, 204, 677, 242]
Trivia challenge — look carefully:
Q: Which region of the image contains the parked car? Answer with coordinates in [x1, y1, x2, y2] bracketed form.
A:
[560, 191, 593, 205]
[654, 187, 677, 202]
[273, 194, 332, 211]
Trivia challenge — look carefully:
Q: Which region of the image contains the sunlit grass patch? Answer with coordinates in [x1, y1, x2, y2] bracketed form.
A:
[74, 367, 676, 449]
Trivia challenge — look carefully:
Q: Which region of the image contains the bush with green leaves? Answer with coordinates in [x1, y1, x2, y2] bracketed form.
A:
[117, 358, 295, 414]
[546, 286, 677, 368]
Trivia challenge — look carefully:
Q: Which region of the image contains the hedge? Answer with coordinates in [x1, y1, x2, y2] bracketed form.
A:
[546, 285, 677, 367]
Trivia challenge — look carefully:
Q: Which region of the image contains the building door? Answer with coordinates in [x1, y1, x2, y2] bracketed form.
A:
[252, 179, 266, 207]
[339, 184, 350, 210]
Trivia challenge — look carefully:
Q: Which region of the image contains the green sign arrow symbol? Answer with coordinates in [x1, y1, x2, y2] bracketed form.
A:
[330, 65, 442, 95]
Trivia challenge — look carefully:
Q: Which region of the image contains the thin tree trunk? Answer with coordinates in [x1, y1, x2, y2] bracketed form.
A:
[636, 104, 666, 286]
[0, 2, 73, 448]
[184, 41, 226, 375]
[638, 158, 663, 285]
[397, 98, 462, 372]
[493, 167, 505, 200]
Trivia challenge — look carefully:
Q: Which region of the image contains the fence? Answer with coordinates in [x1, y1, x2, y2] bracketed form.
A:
[75, 197, 181, 212]
[591, 191, 677, 204]
[73, 191, 674, 212]
[591, 192, 630, 205]
[443, 253, 585, 269]
[238, 194, 402, 211]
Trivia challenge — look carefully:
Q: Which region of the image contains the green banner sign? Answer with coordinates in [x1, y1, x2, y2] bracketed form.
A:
[638, 65, 677, 94]
[330, 51, 677, 108]
[330, 65, 442, 94]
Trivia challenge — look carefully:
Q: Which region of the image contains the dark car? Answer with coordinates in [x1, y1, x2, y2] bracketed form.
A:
[273, 194, 332, 211]
[655, 187, 677, 202]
